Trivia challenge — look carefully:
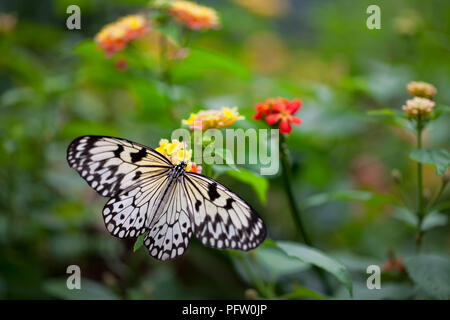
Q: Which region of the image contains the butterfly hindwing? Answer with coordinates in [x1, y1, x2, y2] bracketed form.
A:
[183, 172, 266, 251]
[144, 180, 193, 261]
[102, 169, 171, 238]
[67, 135, 172, 197]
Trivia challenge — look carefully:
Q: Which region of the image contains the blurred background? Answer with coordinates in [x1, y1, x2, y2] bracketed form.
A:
[0, 0, 449, 299]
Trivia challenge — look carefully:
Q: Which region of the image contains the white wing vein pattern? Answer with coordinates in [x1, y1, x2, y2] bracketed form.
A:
[67, 135, 172, 239]
[144, 179, 193, 261]
[67, 135, 267, 261]
[184, 172, 266, 251]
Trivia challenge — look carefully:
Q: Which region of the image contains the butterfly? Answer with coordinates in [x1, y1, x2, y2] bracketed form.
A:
[67, 135, 267, 261]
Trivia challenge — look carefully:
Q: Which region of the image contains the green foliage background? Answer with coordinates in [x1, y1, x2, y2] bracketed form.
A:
[0, 0, 449, 299]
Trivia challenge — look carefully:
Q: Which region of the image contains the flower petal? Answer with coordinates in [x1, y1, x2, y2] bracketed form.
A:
[287, 98, 302, 114]
[279, 118, 292, 134]
[253, 110, 263, 120]
[265, 113, 280, 125]
[290, 116, 302, 125]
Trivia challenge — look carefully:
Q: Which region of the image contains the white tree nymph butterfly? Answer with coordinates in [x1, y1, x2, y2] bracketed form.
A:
[67, 135, 267, 261]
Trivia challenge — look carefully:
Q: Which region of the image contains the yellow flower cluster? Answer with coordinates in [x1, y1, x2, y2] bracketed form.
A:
[155, 139, 201, 173]
[182, 107, 244, 130]
[233, 0, 289, 17]
[95, 14, 149, 57]
[169, 1, 220, 30]
[406, 81, 437, 99]
[402, 97, 435, 118]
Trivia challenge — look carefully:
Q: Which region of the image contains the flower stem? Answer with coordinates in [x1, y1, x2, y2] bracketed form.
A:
[239, 255, 273, 299]
[279, 134, 332, 295]
[415, 116, 425, 247]
[279, 134, 311, 245]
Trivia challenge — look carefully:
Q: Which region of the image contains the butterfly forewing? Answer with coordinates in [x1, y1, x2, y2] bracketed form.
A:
[67, 135, 173, 239]
[184, 172, 266, 251]
[67, 135, 172, 197]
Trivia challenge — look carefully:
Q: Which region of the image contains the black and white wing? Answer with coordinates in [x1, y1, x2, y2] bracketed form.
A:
[144, 180, 193, 261]
[67, 135, 172, 238]
[184, 172, 266, 251]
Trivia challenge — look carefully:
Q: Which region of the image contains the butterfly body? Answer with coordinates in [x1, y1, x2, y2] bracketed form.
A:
[67, 135, 266, 261]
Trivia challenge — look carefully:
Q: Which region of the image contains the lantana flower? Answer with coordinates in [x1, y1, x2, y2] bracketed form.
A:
[406, 81, 437, 99]
[155, 139, 202, 173]
[182, 107, 244, 130]
[169, 1, 220, 30]
[402, 97, 435, 118]
[95, 14, 150, 57]
[253, 97, 302, 134]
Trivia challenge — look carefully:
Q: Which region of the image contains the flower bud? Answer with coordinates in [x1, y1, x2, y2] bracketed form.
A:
[391, 169, 402, 184]
[407, 81, 437, 99]
[245, 288, 258, 300]
[402, 97, 435, 118]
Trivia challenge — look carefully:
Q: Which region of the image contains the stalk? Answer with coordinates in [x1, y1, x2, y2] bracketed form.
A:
[415, 116, 425, 247]
[279, 134, 332, 295]
[279, 134, 311, 245]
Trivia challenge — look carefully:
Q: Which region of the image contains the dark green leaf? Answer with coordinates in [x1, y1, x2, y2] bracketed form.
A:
[267, 240, 353, 296]
[393, 207, 418, 228]
[421, 211, 448, 231]
[133, 234, 146, 252]
[279, 285, 328, 300]
[226, 169, 269, 204]
[404, 254, 450, 299]
[409, 149, 450, 175]
[43, 279, 118, 300]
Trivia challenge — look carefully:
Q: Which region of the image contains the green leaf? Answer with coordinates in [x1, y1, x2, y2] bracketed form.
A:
[279, 285, 328, 300]
[303, 190, 397, 209]
[366, 108, 407, 127]
[269, 241, 353, 296]
[333, 282, 414, 300]
[404, 254, 450, 299]
[367, 109, 399, 116]
[43, 279, 118, 300]
[172, 47, 250, 82]
[393, 206, 418, 228]
[226, 169, 269, 204]
[206, 148, 239, 172]
[421, 211, 448, 231]
[430, 105, 450, 120]
[255, 246, 310, 280]
[133, 234, 146, 252]
[409, 149, 450, 175]
[156, 24, 181, 45]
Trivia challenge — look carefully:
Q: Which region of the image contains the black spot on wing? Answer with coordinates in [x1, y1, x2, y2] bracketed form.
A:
[131, 147, 147, 163]
[133, 171, 142, 180]
[208, 183, 220, 201]
[195, 200, 202, 212]
[224, 198, 235, 210]
[114, 145, 124, 157]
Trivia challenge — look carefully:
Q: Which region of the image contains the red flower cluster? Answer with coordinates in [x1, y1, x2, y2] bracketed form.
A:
[253, 97, 302, 134]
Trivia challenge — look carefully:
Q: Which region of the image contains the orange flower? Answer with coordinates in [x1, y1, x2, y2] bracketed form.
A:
[253, 97, 302, 134]
[95, 14, 150, 57]
[253, 98, 276, 120]
[169, 1, 220, 30]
